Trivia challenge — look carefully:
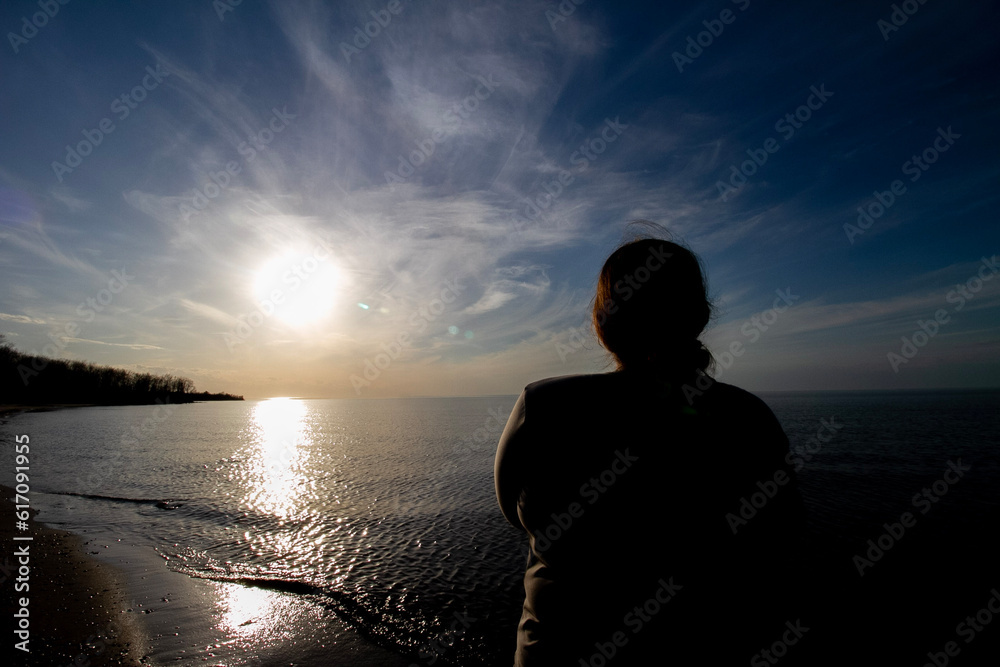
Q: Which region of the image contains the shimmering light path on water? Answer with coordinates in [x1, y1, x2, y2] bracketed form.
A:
[4, 390, 998, 664]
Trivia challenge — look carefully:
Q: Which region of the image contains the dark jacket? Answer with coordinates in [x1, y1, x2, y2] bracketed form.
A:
[495, 371, 807, 666]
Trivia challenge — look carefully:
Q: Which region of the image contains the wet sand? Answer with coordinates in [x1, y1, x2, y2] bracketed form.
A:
[2, 406, 418, 666]
[1, 484, 144, 666]
[2, 487, 418, 666]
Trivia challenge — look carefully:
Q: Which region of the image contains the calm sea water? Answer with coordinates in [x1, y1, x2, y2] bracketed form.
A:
[3, 389, 999, 665]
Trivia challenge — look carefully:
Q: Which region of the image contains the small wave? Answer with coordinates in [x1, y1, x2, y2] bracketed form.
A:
[46, 490, 182, 509]
[167, 559, 468, 665]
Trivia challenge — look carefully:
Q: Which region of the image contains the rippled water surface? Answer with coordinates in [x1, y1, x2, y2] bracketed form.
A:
[5, 390, 999, 664]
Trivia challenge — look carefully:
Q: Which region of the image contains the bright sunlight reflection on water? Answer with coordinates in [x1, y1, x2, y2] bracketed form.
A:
[215, 581, 287, 637]
[241, 397, 310, 519]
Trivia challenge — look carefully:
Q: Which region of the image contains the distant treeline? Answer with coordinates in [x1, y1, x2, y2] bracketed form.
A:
[0, 338, 242, 406]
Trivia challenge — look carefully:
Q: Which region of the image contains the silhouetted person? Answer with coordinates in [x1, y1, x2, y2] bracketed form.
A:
[495, 233, 807, 665]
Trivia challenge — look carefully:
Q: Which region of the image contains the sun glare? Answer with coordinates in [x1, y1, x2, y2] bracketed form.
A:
[253, 247, 341, 328]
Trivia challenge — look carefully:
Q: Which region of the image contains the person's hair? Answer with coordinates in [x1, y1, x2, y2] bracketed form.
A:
[592, 226, 714, 377]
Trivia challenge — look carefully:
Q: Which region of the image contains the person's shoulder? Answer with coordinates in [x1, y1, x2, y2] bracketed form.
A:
[705, 380, 772, 409]
[520, 373, 628, 414]
[524, 372, 623, 397]
[704, 380, 784, 429]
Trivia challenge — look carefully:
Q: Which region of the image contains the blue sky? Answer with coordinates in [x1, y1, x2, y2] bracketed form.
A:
[1, 0, 998, 398]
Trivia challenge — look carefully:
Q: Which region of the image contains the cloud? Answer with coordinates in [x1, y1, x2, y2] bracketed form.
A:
[0, 312, 46, 325]
[48, 188, 92, 212]
[64, 338, 164, 350]
[464, 290, 517, 315]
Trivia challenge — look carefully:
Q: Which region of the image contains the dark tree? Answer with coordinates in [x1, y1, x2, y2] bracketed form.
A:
[0, 335, 242, 406]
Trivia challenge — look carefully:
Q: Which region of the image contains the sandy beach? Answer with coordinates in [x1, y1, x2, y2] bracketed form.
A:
[1, 483, 144, 666]
[2, 405, 419, 666]
[1, 487, 422, 666]
[0, 511, 418, 665]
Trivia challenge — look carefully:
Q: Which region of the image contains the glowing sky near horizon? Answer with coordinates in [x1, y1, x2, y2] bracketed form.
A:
[1, 0, 998, 398]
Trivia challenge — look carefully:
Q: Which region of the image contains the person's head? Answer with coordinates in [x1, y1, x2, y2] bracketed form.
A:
[592, 230, 713, 377]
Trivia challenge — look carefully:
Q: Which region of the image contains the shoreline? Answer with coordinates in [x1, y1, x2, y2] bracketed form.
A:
[0, 404, 100, 420]
[0, 397, 244, 422]
[0, 406, 421, 667]
[1, 484, 144, 665]
[2, 483, 419, 666]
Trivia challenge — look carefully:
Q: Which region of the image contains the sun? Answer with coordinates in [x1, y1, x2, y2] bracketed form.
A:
[253, 246, 342, 328]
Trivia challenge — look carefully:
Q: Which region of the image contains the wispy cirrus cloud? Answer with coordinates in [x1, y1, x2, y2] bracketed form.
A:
[0, 0, 996, 395]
